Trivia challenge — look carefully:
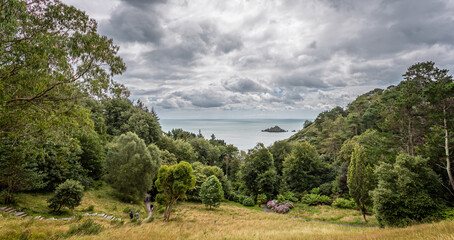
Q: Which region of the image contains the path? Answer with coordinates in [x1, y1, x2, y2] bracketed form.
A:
[262, 206, 378, 228]
[0, 206, 122, 222]
[141, 193, 153, 222]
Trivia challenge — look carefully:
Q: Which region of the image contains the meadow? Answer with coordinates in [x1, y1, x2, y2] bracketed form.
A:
[1, 185, 454, 240]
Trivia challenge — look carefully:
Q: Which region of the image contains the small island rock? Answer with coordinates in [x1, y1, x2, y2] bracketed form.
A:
[262, 126, 287, 133]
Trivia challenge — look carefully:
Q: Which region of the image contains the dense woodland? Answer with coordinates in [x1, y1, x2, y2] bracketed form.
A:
[1, 0, 453, 228]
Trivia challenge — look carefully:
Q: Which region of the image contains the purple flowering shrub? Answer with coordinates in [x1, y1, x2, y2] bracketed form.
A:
[267, 200, 294, 214]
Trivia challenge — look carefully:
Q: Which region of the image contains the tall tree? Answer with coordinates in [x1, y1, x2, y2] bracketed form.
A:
[282, 142, 324, 193]
[1, 0, 127, 141]
[155, 161, 196, 222]
[105, 132, 160, 202]
[347, 144, 374, 222]
[241, 143, 277, 198]
[420, 62, 454, 192]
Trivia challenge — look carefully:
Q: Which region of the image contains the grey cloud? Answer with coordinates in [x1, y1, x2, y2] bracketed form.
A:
[279, 72, 330, 89]
[121, 0, 166, 8]
[222, 78, 268, 93]
[216, 34, 243, 54]
[101, 4, 163, 44]
[172, 89, 227, 108]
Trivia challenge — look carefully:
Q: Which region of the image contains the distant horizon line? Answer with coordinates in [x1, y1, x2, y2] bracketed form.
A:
[160, 118, 314, 121]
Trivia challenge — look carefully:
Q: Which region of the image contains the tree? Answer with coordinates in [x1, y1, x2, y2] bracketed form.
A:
[200, 175, 224, 208]
[1, 0, 127, 142]
[47, 179, 84, 212]
[105, 132, 160, 202]
[347, 144, 374, 222]
[371, 153, 444, 227]
[420, 62, 454, 192]
[155, 161, 196, 221]
[282, 142, 324, 193]
[0, 139, 46, 203]
[241, 143, 277, 198]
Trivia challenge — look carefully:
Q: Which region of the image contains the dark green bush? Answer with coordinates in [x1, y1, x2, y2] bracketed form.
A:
[47, 179, 84, 212]
[319, 183, 332, 196]
[242, 197, 255, 206]
[332, 198, 357, 209]
[301, 193, 332, 206]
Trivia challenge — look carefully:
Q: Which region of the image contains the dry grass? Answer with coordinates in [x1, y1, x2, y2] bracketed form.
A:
[290, 204, 379, 226]
[1, 202, 454, 239]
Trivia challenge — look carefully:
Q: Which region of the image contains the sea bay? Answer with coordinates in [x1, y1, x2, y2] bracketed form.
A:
[160, 119, 309, 151]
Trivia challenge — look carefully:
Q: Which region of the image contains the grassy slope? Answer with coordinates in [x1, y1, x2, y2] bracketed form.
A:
[1, 187, 454, 239]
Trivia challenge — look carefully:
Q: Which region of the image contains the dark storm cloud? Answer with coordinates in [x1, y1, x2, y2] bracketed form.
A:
[101, 4, 163, 44]
[222, 77, 268, 93]
[65, 0, 454, 115]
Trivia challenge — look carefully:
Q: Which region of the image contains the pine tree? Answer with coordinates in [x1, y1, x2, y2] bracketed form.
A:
[200, 175, 224, 208]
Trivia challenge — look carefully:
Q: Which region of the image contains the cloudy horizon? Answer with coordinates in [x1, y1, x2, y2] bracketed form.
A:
[63, 0, 454, 119]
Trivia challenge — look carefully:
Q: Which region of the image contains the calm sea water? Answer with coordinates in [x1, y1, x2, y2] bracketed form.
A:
[160, 119, 309, 151]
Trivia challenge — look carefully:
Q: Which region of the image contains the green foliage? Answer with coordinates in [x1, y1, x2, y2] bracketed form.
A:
[310, 188, 320, 195]
[200, 175, 224, 208]
[0, 139, 46, 203]
[105, 132, 161, 202]
[282, 142, 326, 194]
[66, 219, 103, 236]
[371, 153, 445, 227]
[277, 194, 286, 203]
[189, 137, 221, 166]
[1, 0, 127, 142]
[242, 196, 255, 207]
[332, 198, 357, 209]
[47, 179, 84, 212]
[347, 144, 374, 222]
[157, 136, 197, 163]
[319, 183, 332, 196]
[241, 143, 277, 198]
[282, 191, 298, 202]
[155, 161, 196, 221]
[257, 194, 267, 205]
[301, 193, 332, 206]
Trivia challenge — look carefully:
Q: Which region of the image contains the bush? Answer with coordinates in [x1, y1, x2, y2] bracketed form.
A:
[319, 183, 332, 196]
[238, 194, 246, 204]
[200, 175, 224, 208]
[66, 219, 103, 236]
[257, 194, 267, 206]
[332, 198, 357, 209]
[47, 179, 84, 212]
[242, 197, 255, 206]
[282, 191, 298, 202]
[276, 194, 286, 203]
[83, 205, 94, 212]
[301, 193, 332, 206]
[371, 153, 445, 227]
[267, 200, 294, 214]
[310, 187, 320, 195]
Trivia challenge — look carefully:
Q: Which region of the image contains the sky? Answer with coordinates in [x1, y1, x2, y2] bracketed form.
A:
[63, 0, 454, 119]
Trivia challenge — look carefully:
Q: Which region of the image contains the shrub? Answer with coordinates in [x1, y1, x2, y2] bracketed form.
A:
[242, 197, 255, 206]
[332, 198, 357, 209]
[257, 194, 267, 206]
[200, 175, 224, 208]
[319, 183, 332, 196]
[276, 194, 286, 203]
[301, 193, 332, 206]
[47, 179, 84, 212]
[267, 200, 294, 214]
[66, 219, 103, 236]
[310, 187, 320, 195]
[282, 191, 298, 202]
[238, 194, 246, 204]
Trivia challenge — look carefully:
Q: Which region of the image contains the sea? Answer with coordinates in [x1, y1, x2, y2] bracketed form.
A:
[160, 119, 309, 151]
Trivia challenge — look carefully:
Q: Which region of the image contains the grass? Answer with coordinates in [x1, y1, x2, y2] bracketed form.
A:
[2, 202, 454, 239]
[290, 203, 379, 226]
[1, 187, 454, 239]
[11, 184, 146, 219]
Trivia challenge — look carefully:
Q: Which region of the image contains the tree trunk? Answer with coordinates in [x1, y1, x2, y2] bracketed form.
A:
[361, 205, 367, 223]
[443, 106, 454, 191]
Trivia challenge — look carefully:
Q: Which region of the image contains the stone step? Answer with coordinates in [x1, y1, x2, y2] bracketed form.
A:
[5, 209, 15, 213]
[0, 207, 7, 211]
[15, 212, 27, 217]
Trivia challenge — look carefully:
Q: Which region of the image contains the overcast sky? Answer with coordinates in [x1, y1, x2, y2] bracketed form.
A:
[63, 0, 454, 119]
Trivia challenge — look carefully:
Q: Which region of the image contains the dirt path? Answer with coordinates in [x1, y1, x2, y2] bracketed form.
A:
[141, 193, 153, 222]
[262, 206, 378, 228]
